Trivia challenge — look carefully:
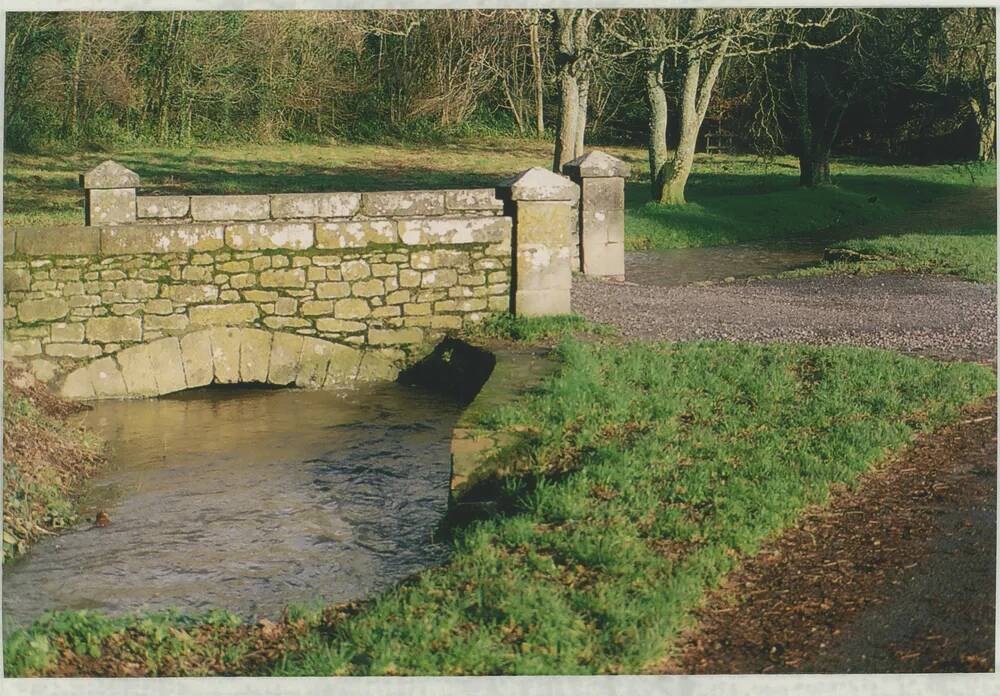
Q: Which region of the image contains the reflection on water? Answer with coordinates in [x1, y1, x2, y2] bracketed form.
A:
[3, 383, 461, 633]
[625, 239, 828, 287]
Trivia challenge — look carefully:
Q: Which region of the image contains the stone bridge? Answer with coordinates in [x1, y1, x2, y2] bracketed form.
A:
[3, 152, 628, 399]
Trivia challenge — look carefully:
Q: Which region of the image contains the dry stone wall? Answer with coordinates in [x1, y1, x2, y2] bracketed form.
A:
[3, 154, 628, 399]
[4, 172, 513, 398]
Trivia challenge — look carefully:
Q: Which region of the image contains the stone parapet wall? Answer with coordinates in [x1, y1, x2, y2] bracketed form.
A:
[4, 181, 512, 396]
[3, 154, 628, 398]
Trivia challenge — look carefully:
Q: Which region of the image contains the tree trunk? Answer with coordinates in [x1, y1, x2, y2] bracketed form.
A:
[644, 61, 669, 198]
[530, 15, 544, 137]
[657, 31, 728, 205]
[971, 96, 997, 161]
[552, 10, 577, 171]
[790, 49, 835, 187]
[575, 74, 588, 158]
[64, 24, 85, 139]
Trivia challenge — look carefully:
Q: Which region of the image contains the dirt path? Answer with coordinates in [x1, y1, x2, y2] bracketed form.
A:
[655, 397, 996, 674]
[577, 186, 996, 362]
[574, 272, 996, 363]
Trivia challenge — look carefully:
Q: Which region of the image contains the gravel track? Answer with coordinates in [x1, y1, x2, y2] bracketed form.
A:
[573, 272, 997, 363]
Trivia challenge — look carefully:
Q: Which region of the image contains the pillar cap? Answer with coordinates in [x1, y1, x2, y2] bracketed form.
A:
[562, 151, 631, 179]
[504, 167, 579, 202]
[80, 160, 140, 189]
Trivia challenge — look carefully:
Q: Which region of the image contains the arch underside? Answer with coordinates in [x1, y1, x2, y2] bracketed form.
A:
[59, 328, 399, 400]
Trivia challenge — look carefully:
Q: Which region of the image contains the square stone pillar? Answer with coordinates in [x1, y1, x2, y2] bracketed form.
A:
[563, 151, 630, 280]
[504, 167, 579, 317]
[80, 160, 140, 226]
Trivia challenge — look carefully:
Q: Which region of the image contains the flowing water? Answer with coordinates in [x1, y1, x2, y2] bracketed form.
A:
[625, 239, 829, 288]
[2, 382, 465, 633]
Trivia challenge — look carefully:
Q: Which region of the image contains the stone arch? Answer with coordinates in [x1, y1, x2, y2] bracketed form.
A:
[59, 328, 398, 400]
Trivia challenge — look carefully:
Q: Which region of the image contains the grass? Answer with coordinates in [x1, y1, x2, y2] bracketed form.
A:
[4, 140, 995, 252]
[5, 340, 994, 676]
[466, 313, 616, 343]
[783, 229, 997, 284]
[625, 157, 997, 250]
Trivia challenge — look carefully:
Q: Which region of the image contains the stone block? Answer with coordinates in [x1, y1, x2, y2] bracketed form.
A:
[259, 268, 307, 288]
[506, 167, 579, 202]
[301, 300, 333, 316]
[352, 279, 384, 297]
[18, 297, 69, 322]
[334, 298, 370, 319]
[144, 313, 189, 332]
[267, 332, 304, 385]
[4, 267, 30, 292]
[190, 195, 270, 222]
[60, 366, 95, 400]
[264, 316, 310, 330]
[445, 188, 505, 212]
[50, 322, 85, 342]
[4, 338, 42, 357]
[119, 279, 159, 300]
[162, 284, 219, 304]
[87, 356, 128, 398]
[86, 316, 142, 343]
[421, 269, 458, 288]
[117, 345, 158, 396]
[515, 201, 575, 245]
[562, 150, 631, 179]
[189, 303, 259, 327]
[101, 224, 224, 254]
[243, 290, 278, 303]
[515, 244, 572, 292]
[80, 160, 140, 189]
[147, 337, 187, 395]
[86, 188, 136, 226]
[145, 299, 174, 315]
[361, 191, 444, 217]
[368, 327, 423, 346]
[341, 260, 371, 281]
[316, 281, 350, 299]
[270, 192, 361, 219]
[356, 351, 400, 382]
[515, 288, 571, 317]
[316, 318, 366, 333]
[399, 217, 510, 246]
[225, 222, 314, 250]
[399, 269, 421, 287]
[324, 343, 364, 385]
[209, 327, 242, 383]
[3, 229, 14, 256]
[295, 337, 335, 388]
[239, 328, 272, 383]
[16, 227, 100, 256]
[180, 330, 214, 388]
[316, 220, 398, 249]
[136, 195, 190, 219]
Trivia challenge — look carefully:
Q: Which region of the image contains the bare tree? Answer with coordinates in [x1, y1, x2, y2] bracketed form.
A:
[551, 9, 596, 171]
[930, 8, 996, 160]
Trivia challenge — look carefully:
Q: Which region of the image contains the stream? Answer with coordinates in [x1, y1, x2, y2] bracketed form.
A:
[2, 382, 463, 634]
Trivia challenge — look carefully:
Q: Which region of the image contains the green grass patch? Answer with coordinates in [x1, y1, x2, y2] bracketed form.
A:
[466, 313, 616, 343]
[5, 340, 994, 676]
[784, 229, 997, 284]
[625, 156, 997, 250]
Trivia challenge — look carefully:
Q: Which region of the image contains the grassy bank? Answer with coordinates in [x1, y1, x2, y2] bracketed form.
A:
[626, 158, 997, 250]
[2, 365, 105, 561]
[5, 340, 993, 676]
[4, 140, 994, 251]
